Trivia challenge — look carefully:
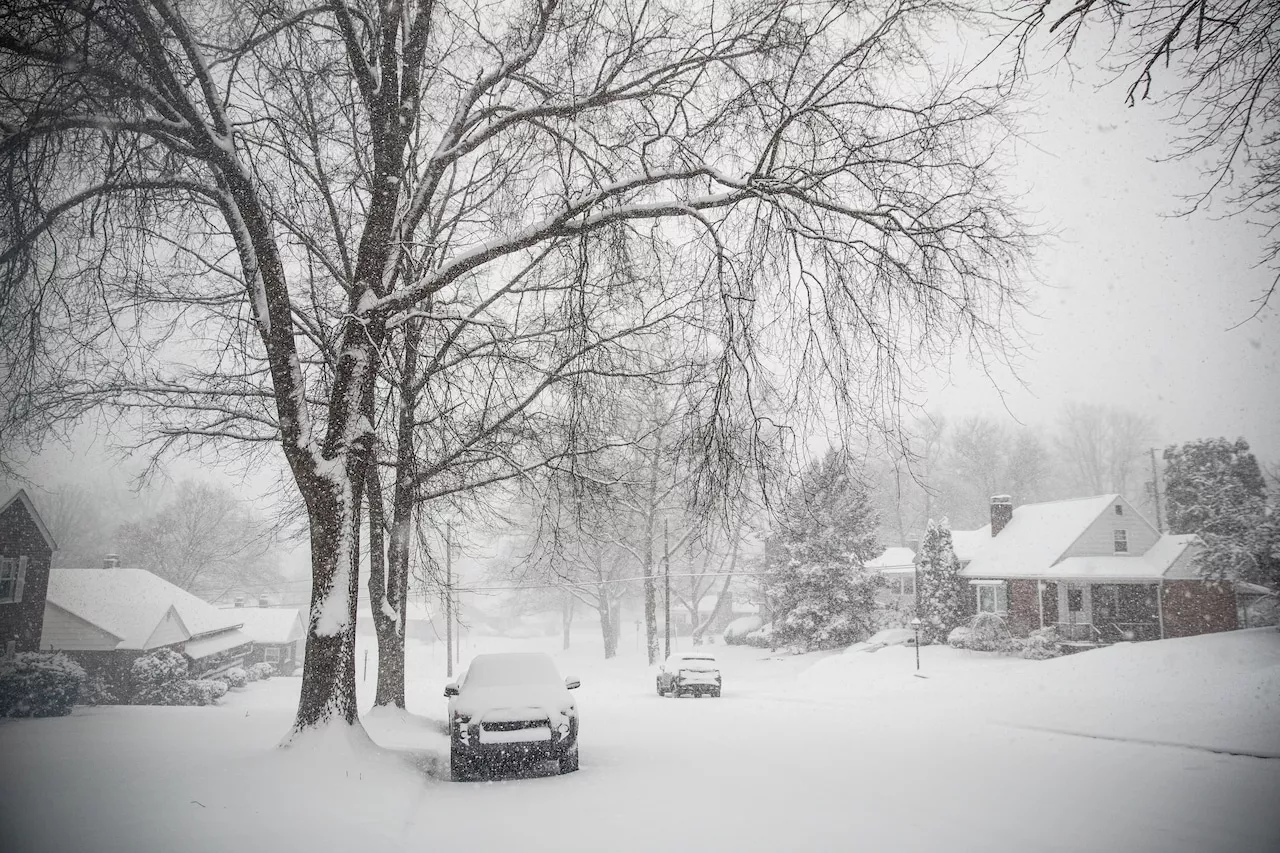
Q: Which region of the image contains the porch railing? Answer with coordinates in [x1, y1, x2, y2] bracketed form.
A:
[1052, 622, 1160, 643]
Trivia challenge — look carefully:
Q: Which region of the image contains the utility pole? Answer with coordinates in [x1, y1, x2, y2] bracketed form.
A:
[445, 522, 453, 679]
[663, 518, 672, 659]
[1149, 448, 1163, 533]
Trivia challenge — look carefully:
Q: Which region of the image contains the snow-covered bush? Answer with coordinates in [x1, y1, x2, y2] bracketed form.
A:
[131, 649, 196, 705]
[245, 665, 261, 682]
[1019, 626, 1062, 660]
[78, 674, 117, 706]
[946, 626, 971, 647]
[722, 616, 763, 644]
[949, 613, 1018, 653]
[223, 667, 248, 688]
[189, 679, 228, 706]
[249, 662, 275, 681]
[0, 653, 86, 717]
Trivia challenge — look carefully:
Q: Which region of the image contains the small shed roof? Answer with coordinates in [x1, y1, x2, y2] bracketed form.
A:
[223, 607, 305, 645]
[46, 568, 243, 650]
[950, 526, 992, 563]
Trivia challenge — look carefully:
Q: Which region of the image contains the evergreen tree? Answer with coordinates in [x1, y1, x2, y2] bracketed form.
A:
[915, 518, 967, 642]
[1163, 438, 1279, 586]
[765, 450, 882, 650]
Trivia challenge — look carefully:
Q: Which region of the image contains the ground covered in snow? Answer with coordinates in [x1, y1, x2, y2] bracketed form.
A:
[3, 628, 1278, 853]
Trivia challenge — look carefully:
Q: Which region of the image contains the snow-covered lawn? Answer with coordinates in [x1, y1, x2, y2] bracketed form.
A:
[2, 629, 1278, 853]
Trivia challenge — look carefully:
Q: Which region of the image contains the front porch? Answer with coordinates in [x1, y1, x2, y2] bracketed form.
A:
[1003, 580, 1164, 646]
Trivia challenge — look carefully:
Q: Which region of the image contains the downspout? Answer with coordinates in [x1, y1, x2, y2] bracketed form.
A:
[1156, 579, 1166, 640]
[1037, 581, 1045, 630]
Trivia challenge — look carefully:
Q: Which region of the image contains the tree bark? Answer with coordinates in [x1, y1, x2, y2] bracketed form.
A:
[561, 589, 574, 650]
[291, 472, 361, 733]
[600, 592, 618, 659]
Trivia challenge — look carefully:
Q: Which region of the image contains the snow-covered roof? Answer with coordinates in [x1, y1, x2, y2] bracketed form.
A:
[950, 526, 991, 563]
[222, 607, 305, 645]
[958, 497, 1207, 582]
[185, 627, 252, 659]
[960, 495, 1119, 579]
[0, 489, 57, 551]
[46, 568, 244, 650]
[866, 547, 916, 571]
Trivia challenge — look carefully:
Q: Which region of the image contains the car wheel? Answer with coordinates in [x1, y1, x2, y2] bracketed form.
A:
[559, 746, 580, 774]
[450, 748, 473, 782]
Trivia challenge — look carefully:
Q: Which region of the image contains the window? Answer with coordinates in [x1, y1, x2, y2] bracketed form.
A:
[1114, 529, 1128, 553]
[0, 557, 20, 603]
[263, 646, 281, 663]
[976, 583, 1008, 614]
[1114, 505, 1123, 515]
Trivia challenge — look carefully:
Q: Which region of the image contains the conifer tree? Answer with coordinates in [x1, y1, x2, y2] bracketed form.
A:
[765, 450, 882, 650]
[915, 518, 967, 643]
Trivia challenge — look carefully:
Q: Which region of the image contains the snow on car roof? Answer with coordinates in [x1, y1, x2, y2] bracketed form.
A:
[463, 652, 563, 687]
[670, 652, 716, 660]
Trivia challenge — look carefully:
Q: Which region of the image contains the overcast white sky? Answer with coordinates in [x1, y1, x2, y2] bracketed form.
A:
[922, 56, 1279, 462]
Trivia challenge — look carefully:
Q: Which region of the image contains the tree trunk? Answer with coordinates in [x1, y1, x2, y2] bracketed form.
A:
[366, 464, 406, 708]
[561, 589, 574, 650]
[599, 593, 618, 659]
[290, 473, 361, 735]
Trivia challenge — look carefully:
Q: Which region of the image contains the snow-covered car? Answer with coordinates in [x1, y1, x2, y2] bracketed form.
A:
[444, 652, 581, 781]
[656, 652, 721, 698]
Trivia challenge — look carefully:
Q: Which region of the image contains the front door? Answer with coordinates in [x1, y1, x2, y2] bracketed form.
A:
[1058, 582, 1092, 640]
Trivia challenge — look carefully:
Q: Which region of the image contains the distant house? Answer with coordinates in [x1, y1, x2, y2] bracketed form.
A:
[41, 565, 252, 686]
[954, 494, 1252, 646]
[227, 606, 305, 675]
[0, 490, 56, 654]
[868, 546, 917, 601]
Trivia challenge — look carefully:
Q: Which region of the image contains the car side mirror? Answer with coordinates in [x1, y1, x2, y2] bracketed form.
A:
[565, 677, 581, 690]
[443, 683, 459, 697]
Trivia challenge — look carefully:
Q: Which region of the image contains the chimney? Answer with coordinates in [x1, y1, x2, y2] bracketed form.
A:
[102, 554, 120, 569]
[990, 496, 1013, 537]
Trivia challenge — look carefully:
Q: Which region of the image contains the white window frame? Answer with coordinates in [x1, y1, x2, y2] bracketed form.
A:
[0, 557, 18, 603]
[1114, 529, 1128, 553]
[976, 583, 1008, 614]
[263, 646, 281, 663]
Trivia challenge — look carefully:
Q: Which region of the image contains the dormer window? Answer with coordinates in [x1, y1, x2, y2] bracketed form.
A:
[1114, 505, 1123, 516]
[1114, 530, 1128, 553]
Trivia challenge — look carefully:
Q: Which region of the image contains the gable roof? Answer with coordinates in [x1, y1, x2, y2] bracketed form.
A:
[45, 568, 244, 650]
[959, 495, 1206, 582]
[224, 607, 305, 645]
[0, 489, 57, 551]
[950, 526, 991, 563]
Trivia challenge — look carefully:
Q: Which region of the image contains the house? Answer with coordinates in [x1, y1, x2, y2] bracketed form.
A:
[225, 605, 305, 675]
[41, 563, 252, 686]
[0, 490, 56, 654]
[956, 494, 1249, 645]
[868, 546, 918, 600]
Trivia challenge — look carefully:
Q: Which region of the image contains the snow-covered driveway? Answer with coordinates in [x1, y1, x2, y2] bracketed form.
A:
[2, 630, 1278, 853]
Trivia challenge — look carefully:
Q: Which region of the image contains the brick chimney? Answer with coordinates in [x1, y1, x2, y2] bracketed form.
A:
[102, 554, 120, 569]
[990, 496, 1013, 537]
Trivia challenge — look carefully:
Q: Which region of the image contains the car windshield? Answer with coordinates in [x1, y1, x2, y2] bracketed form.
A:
[671, 655, 716, 666]
[462, 653, 563, 689]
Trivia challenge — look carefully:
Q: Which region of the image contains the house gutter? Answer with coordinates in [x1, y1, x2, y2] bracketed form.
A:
[1156, 578, 1166, 640]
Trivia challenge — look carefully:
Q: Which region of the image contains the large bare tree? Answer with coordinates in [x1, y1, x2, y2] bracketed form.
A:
[2, 0, 1029, 737]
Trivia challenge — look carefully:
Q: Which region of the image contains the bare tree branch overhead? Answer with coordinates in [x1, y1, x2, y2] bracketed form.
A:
[1002, 0, 1280, 318]
[0, 0, 1030, 737]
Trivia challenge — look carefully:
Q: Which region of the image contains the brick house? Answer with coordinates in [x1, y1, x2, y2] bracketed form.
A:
[955, 494, 1248, 646]
[0, 490, 56, 654]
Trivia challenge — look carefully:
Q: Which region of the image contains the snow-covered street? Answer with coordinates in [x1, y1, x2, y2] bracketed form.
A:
[3, 629, 1278, 853]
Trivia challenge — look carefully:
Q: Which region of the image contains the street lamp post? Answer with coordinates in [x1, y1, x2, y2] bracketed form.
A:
[910, 617, 921, 671]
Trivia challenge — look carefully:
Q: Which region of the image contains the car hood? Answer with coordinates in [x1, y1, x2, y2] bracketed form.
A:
[452, 684, 576, 724]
